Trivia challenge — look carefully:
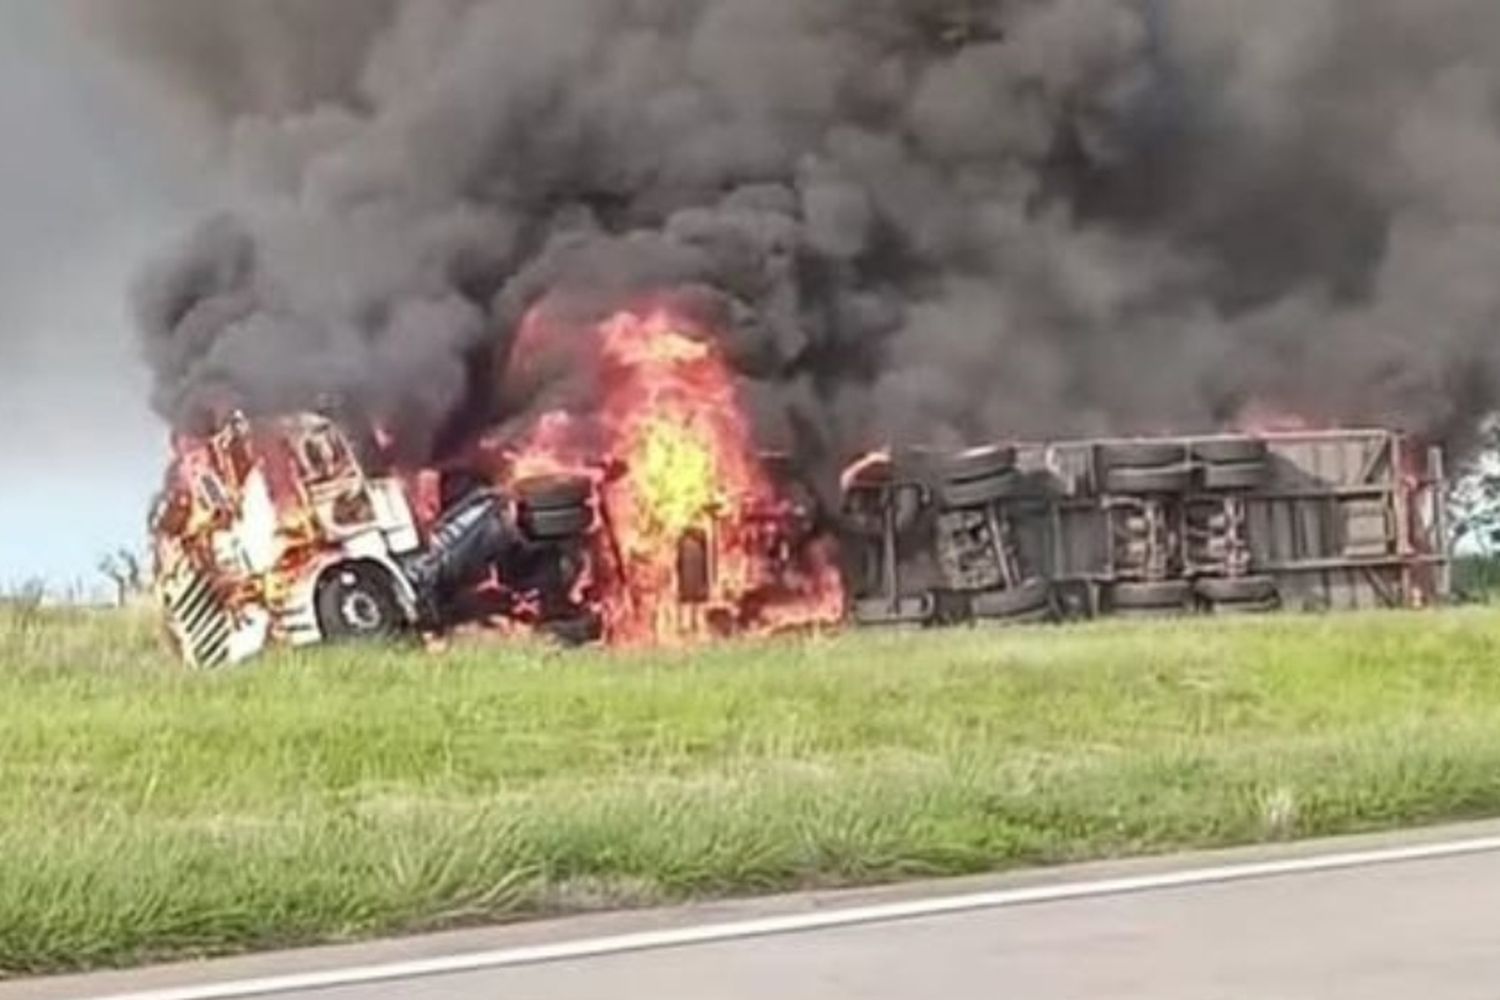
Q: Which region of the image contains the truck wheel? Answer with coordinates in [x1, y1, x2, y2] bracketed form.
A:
[316, 563, 406, 642]
[1099, 442, 1188, 470]
[1201, 461, 1268, 492]
[970, 578, 1052, 621]
[1103, 466, 1193, 495]
[939, 471, 1025, 510]
[1193, 438, 1268, 465]
[1195, 576, 1278, 605]
[1110, 579, 1193, 611]
[942, 445, 1017, 483]
[514, 475, 593, 510]
[520, 504, 593, 541]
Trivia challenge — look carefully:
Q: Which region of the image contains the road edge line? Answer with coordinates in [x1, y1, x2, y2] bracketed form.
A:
[82, 834, 1500, 1000]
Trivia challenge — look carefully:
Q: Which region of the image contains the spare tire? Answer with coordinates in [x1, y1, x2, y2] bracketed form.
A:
[1193, 437, 1269, 465]
[1099, 442, 1188, 470]
[943, 445, 1018, 484]
[514, 475, 593, 511]
[1111, 579, 1193, 610]
[1104, 466, 1194, 495]
[970, 578, 1052, 620]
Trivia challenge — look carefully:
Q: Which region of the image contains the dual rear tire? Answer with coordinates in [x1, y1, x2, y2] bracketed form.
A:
[1098, 443, 1193, 496]
[1107, 575, 1281, 617]
[937, 446, 1024, 511]
[1193, 438, 1270, 492]
[1097, 438, 1272, 494]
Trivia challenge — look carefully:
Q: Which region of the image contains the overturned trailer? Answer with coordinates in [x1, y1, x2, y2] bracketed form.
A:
[153, 413, 1451, 667]
[841, 430, 1451, 627]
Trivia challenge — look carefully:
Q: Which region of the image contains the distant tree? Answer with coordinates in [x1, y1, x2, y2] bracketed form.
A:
[98, 548, 148, 608]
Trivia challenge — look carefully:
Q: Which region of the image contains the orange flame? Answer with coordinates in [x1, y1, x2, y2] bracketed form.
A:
[507, 306, 843, 645]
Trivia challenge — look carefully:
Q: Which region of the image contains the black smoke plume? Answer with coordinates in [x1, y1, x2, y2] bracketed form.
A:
[70, 0, 1500, 476]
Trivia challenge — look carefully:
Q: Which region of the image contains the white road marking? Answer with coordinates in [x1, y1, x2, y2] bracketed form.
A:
[83, 833, 1500, 1000]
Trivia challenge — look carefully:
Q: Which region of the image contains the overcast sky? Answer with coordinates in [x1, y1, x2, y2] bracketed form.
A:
[0, 3, 200, 592]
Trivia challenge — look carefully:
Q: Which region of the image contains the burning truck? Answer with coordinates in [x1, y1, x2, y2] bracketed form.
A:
[150, 309, 845, 668]
[151, 307, 1453, 669]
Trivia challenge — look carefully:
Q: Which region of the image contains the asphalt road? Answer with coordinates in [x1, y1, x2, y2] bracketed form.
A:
[16, 824, 1500, 1000]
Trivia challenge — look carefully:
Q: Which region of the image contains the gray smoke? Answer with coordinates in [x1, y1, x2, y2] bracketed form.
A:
[69, 0, 1500, 474]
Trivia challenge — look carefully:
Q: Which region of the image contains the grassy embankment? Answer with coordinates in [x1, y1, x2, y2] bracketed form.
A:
[3, 602, 1500, 974]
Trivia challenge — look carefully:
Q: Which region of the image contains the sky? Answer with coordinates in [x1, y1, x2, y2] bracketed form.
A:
[0, 3, 197, 593]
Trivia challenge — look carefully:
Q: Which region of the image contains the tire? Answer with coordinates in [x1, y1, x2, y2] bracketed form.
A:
[520, 504, 593, 541]
[1193, 438, 1268, 465]
[1110, 579, 1193, 611]
[1099, 442, 1188, 470]
[942, 445, 1017, 483]
[970, 578, 1052, 620]
[316, 563, 407, 642]
[939, 471, 1025, 510]
[1201, 461, 1268, 492]
[514, 475, 593, 511]
[1195, 575, 1278, 604]
[1104, 466, 1194, 495]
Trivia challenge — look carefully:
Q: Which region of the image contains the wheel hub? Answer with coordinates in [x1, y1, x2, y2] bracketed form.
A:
[340, 591, 384, 632]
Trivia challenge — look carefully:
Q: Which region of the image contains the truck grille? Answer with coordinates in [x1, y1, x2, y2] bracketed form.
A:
[165, 570, 233, 669]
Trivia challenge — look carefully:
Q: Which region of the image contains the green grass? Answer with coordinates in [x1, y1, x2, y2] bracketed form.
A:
[4, 605, 1500, 975]
[1454, 555, 1500, 603]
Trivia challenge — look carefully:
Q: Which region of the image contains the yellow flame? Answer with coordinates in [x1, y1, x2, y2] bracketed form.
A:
[634, 413, 719, 538]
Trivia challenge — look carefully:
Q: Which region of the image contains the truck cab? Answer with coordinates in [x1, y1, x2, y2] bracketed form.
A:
[152, 412, 597, 667]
